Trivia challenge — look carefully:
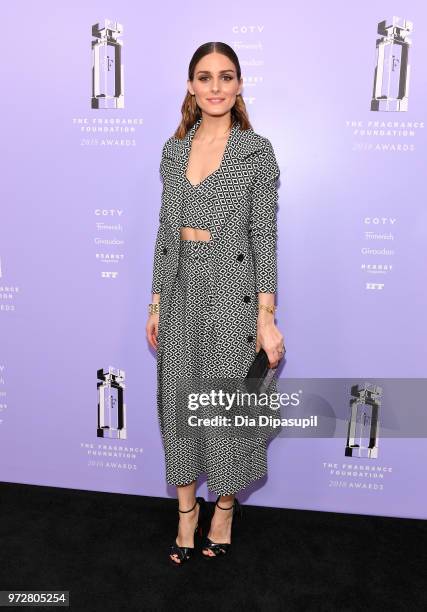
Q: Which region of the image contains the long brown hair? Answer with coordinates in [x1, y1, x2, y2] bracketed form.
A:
[173, 42, 252, 139]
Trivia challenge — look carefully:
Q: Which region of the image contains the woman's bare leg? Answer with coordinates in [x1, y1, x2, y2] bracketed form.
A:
[169, 480, 200, 564]
[202, 494, 235, 557]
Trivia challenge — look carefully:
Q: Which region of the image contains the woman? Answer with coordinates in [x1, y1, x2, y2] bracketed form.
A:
[146, 42, 285, 565]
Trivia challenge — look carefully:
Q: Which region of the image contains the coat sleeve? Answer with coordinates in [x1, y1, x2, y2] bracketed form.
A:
[150, 142, 169, 295]
[248, 137, 280, 293]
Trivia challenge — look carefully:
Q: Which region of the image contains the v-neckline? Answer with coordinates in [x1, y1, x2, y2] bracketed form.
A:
[184, 122, 233, 188]
[184, 169, 217, 189]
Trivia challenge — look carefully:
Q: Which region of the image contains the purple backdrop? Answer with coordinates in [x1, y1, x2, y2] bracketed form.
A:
[1, 1, 426, 519]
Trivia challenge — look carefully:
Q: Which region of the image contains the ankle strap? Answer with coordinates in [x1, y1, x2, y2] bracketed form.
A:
[215, 495, 235, 511]
[178, 498, 198, 513]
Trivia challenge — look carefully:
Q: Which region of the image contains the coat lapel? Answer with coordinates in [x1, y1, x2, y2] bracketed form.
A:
[161, 117, 264, 242]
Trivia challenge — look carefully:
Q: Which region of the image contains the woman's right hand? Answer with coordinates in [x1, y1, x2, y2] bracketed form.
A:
[146, 313, 160, 350]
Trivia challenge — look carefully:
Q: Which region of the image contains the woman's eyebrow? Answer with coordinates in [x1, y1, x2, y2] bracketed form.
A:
[195, 69, 235, 75]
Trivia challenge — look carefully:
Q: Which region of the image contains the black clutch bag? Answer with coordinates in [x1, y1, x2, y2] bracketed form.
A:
[245, 348, 277, 394]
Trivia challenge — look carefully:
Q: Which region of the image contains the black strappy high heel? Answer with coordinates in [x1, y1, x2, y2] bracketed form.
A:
[169, 496, 207, 566]
[202, 495, 243, 558]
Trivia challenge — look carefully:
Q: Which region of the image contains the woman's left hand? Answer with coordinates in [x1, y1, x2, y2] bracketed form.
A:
[256, 316, 285, 369]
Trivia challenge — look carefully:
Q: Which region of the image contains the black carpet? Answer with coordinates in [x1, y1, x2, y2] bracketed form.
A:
[0, 481, 425, 611]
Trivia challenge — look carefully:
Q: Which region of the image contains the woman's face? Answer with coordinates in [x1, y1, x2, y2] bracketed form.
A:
[188, 52, 242, 117]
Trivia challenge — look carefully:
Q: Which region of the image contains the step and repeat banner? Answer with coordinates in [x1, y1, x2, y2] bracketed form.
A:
[1, 1, 426, 519]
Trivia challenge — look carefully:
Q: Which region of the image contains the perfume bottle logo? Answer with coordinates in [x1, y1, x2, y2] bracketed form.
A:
[345, 383, 382, 458]
[97, 366, 127, 439]
[104, 56, 114, 72]
[370, 16, 413, 112]
[390, 55, 400, 72]
[91, 19, 124, 109]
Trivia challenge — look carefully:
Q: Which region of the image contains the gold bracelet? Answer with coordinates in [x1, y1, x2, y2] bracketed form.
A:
[148, 302, 160, 315]
[258, 304, 276, 315]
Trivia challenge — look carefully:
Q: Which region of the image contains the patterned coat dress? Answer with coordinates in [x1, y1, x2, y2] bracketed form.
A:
[151, 116, 281, 494]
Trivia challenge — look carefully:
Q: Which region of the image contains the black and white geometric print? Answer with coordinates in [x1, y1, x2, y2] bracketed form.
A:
[150, 117, 281, 495]
[180, 179, 212, 232]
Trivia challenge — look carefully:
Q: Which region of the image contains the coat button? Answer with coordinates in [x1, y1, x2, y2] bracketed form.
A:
[237, 253, 244, 262]
[243, 295, 251, 303]
[247, 335, 254, 343]
[162, 247, 167, 255]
